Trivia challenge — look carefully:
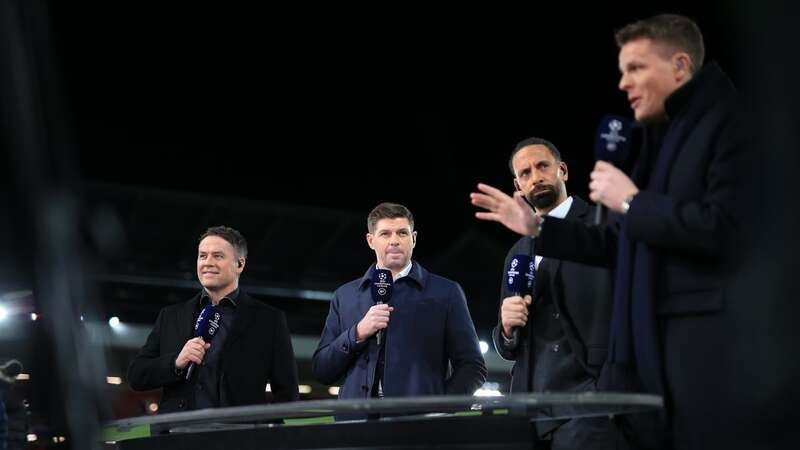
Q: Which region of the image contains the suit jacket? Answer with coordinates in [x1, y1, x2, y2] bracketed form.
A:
[492, 197, 614, 389]
[492, 196, 616, 443]
[312, 262, 487, 400]
[128, 291, 299, 413]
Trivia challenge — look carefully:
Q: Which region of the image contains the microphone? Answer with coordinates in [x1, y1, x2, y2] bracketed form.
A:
[185, 304, 222, 381]
[594, 114, 635, 224]
[505, 254, 535, 341]
[370, 268, 393, 346]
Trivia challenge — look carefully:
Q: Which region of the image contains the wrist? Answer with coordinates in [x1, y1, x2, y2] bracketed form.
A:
[621, 192, 637, 214]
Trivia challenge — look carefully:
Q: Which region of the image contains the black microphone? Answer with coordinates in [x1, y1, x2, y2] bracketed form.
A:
[185, 304, 222, 381]
[594, 114, 635, 224]
[505, 254, 535, 341]
[370, 268, 393, 346]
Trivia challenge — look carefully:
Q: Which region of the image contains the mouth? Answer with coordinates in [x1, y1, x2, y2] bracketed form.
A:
[532, 185, 553, 196]
[629, 96, 641, 109]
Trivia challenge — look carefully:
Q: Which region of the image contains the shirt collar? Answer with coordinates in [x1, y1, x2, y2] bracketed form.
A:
[546, 196, 573, 219]
[359, 261, 426, 289]
[200, 287, 240, 307]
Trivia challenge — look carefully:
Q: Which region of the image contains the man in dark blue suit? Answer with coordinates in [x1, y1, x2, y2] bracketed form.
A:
[312, 203, 486, 403]
[472, 14, 748, 450]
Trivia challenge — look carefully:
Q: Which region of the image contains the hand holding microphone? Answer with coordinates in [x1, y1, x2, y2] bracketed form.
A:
[356, 304, 394, 342]
[359, 268, 394, 345]
[502, 254, 535, 341]
[181, 304, 222, 380]
[501, 295, 533, 339]
[175, 337, 210, 370]
[591, 115, 637, 223]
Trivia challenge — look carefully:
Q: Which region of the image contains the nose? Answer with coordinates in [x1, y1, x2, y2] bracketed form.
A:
[618, 72, 630, 92]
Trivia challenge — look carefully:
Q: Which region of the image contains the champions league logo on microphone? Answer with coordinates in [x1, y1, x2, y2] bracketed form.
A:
[525, 260, 535, 284]
[377, 271, 389, 295]
[207, 311, 221, 336]
[600, 119, 627, 152]
[507, 257, 521, 285]
[373, 270, 392, 297]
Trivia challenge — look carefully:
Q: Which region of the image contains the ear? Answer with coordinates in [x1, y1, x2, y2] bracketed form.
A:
[411, 231, 418, 247]
[366, 233, 375, 250]
[673, 52, 692, 81]
[558, 162, 569, 181]
[236, 258, 245, 273]
[513, 178, 521, 192]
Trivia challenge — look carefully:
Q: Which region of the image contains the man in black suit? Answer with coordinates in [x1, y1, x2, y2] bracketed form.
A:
[473, 14, 747, 449]
[128, 226, 299, 412]
[492, 137, 619, 450]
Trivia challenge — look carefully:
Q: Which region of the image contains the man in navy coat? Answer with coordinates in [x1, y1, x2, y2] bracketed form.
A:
[312, 202, 486, 402]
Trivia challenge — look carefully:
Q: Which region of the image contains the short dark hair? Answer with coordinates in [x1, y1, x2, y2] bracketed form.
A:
[367, 203, 414, 234]
[199, 226, 248, 260]
[508, 137, 562, 176]
[615, 14, 705, 73]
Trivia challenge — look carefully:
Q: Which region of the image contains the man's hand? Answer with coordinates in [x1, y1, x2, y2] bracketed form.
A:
[470, 183, 541, 236]
[589, 161, 639, 213]
[175, 337, 211, 369]
[501, 295, 533, 338]
[356, 304, 394, 342]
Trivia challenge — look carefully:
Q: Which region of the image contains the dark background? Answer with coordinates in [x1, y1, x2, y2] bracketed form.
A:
[7, 1, 797, 447]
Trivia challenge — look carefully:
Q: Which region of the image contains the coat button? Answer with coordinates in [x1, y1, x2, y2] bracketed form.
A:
[552, 344, 560, 353]
[178, 400, 186, 409]
[552, 312, 560, 319]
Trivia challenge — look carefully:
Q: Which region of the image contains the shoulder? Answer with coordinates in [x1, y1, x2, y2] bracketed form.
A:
[239, 293, 286, 319]
[423, 272, 464, 299]
[158, 295, 197, 317]
[333, 277, 366, 298]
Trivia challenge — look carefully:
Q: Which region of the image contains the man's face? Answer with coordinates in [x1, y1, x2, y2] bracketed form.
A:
[366, 218, 416, 271]
[512, 145, 568, 211]
[618, 38, 684, 123]
[197, 236, 243, 293]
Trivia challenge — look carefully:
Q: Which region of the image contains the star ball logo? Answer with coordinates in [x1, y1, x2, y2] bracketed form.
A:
[600, 119, 627, 152]
[376, 271, 390, 296]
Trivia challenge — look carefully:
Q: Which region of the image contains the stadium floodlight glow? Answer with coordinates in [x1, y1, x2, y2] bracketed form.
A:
[479, 341, 489, 354]
[474, 381, 503, 397]
[30, 313, 38, 321]
[108, 316, 121, 328]
[299, 385, 312, 394]
[0, 306, 7, 321]
[106, 376, 122, 385]
[328, 386, 340, 396]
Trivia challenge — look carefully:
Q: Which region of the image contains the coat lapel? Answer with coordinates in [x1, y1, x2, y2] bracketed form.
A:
[223, 293, 257, 351]
[179, 292, 202, 340]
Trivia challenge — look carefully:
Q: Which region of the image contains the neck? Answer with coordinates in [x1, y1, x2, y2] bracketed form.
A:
[205, 283, 237, 306]
[378, 262, 408, 281]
